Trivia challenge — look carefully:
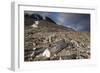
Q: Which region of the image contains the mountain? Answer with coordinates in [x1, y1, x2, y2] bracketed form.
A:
[36, 20, 75, 32]
[24, 14, 57, 26]
[45, 16, 57, 24]
[30, 14, 43, 20]
[24, 13, 33, 26]
[24, 13, 75, 31]
[24, 14, 90, 61]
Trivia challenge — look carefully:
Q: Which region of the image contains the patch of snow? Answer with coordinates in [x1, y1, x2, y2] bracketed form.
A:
[35, 21, 39, 24]
[32, 21, 39, 28]
[32, 23, 38, 28]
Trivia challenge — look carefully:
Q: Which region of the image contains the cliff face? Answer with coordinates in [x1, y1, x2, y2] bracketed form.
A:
[24, 15, 90, 61]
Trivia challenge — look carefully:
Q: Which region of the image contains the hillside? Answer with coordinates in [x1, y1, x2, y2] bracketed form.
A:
[24, 16, 90, 61]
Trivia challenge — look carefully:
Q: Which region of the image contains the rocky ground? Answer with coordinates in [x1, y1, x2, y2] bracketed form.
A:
[24, 20, 90, 61]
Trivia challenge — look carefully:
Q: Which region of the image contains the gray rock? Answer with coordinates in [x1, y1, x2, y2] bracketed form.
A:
[49, 39, 67, 55]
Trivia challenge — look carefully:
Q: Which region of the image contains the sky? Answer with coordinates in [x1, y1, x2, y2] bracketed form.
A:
[25, 11, 90, 32]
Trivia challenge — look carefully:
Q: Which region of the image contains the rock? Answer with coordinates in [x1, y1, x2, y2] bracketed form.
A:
[48, 36, 52, 43]
[59, 56, 62, 60]
[30, 52, 35, 57]
[43, 39, 48, 43]
[32, 23, 38, 28]
[80, 54, 89, 59]
[50, 56, 59, 60]
[30, 14, 43, 21]
[49, 39, 67, 55]
[70, 40, 79, 48]
[87, 45, 90, 49]
[42, 48, 51, 58]
[32, 47, 36, 50]
[24, 20, 90, 61]
[34, 56, 50, 61]
[34, 48, 46, 56]
[57, 49, 71, 56]
[33, 42, 36, 46]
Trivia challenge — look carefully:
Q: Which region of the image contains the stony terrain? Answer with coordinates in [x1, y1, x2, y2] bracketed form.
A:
[24, 19, 90, 61]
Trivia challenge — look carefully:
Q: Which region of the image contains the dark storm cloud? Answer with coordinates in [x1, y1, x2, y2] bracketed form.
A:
[25, 11, 90, 32]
